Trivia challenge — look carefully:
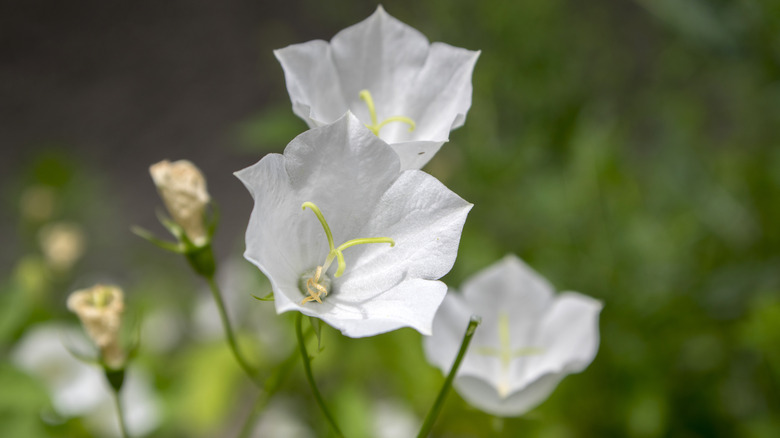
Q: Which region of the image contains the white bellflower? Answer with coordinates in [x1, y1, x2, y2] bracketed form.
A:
[236, 113, 472, 338]
[274, 6, 479, 170]
[424, 255, 602, 416]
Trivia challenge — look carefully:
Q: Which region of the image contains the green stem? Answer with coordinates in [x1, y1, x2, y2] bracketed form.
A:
[417, 316, 481, 438]
[206, 275, 261, 386]
[112, 388, 130, 438]
[295, 313, 344, 438]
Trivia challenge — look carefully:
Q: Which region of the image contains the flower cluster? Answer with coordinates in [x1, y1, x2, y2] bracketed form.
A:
[133, 5, 603, 428]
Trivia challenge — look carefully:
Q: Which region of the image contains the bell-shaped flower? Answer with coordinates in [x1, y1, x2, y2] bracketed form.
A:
[423, 255, 602, 416]
[235, 112, 472, 338]
[274, 6, 480, 171]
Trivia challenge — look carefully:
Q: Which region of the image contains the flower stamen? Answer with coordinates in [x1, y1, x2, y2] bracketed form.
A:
[300, 202, 395, 304]
[476, 313, 544, 398]
[359, 90, 416, 136]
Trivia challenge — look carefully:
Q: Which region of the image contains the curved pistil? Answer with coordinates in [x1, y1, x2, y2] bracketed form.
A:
[359, 90, 416, 136]
[300, 202, 395, 305]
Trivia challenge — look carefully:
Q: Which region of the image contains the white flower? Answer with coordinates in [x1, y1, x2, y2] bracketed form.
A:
[149, 159, 211, 246]
[274, 6, 480, 171]
[235, 112, 472, 338]
[424, 255, 602, 417]
[11, 324, 161, 437]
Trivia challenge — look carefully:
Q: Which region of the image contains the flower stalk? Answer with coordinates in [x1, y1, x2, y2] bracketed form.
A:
[295, 313, 344, 437]
[417, 315, 481, 438]
[205, 275, 261, 386]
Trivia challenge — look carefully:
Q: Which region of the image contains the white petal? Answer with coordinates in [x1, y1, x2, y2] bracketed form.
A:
[523, 292, 603, 384]
[423, 291, 473, 371]
[307, 279, 447, 337]
[388, 140, 445, 171]
[274, 41, 348, 127]
[337, 169, 472, 297]
[331, 6, 430, 123]
[462, 255, 555, 327]
[454, 372, 566, 417]
[381, 44, 480, 144]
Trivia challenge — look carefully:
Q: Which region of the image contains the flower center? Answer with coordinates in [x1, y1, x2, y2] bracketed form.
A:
[476, 312, 544, 398]
[298, 201, 395, 305]
[86, 286, 115, 309]
[359, 89, 416, 136]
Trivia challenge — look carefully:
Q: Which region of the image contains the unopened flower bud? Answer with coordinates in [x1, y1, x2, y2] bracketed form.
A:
[39, 222, 86, 272]
[67, 284, 125, 368]
[150, 160, 211, 246]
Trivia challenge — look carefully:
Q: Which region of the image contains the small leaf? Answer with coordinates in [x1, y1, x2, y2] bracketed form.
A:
[309, 316, 324, 352]
[251, 292, 274, 301]
[132, 226, 183, 253]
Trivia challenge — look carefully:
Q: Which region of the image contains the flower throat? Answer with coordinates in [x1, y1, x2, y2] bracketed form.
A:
[359, 89, 416, 136]
[299, 202, 395, 305]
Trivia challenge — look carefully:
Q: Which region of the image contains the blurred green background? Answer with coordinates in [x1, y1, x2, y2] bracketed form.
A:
[2, 0, 779, 436]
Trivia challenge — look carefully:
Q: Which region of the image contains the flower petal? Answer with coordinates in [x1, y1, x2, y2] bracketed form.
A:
[424, 291, 498, 381]
[304, 278, 448, 337]
[454, 372, 566, 417]
[274, 41, 349, 127]
[336, 169, 472, 298]
[523, 292, 603, 385]
[462, 255, 555, 328]
[331, 6, 430, 123]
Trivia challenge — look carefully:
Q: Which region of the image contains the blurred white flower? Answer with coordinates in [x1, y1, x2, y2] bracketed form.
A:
[11, 323, 161, 437]
[424, 255, 602, 416]
[67, 284, 125, 368]
[372, 399, 419, 438]
[275, 6, 479, 170]
[236, 113, 471, 338]
[38, 222, 86, 272]
[149, 159, 211, 246]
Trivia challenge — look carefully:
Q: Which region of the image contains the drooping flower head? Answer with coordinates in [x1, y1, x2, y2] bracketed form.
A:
[235, 113, 472, 338]
[149, 159, 211, 246]
[275, 6, 480, 170]
[67, 284, 125, 368]
[424, 255, 602, 416]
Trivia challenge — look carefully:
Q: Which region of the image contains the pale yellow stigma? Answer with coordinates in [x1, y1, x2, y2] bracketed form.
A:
[476, 312, 544, 399]
[359, 90, 416, 136]
[299, 202, 395, 305]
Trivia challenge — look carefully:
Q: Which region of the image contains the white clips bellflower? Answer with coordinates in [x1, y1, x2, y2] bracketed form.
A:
[235, 113, 472, 338]
[274, 6, 479, 170]
[424, 255, 602, 416]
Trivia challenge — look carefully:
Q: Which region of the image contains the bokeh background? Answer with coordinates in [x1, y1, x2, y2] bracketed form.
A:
[2, 0, 779, 436]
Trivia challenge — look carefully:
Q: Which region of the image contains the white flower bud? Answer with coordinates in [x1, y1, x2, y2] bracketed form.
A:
[149, 160, 211, 246]
[67, 284, 125, 368]
[38, 222, 86, 272]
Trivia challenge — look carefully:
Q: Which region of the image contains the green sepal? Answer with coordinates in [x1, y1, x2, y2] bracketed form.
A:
[252, 292, 275, 301]
[185, 243, 216, 278]
[132, 226, 184, 253]
[206, 201, 220, 239]
[104, 367, 126, 393]
[308, 316, 324, 352]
